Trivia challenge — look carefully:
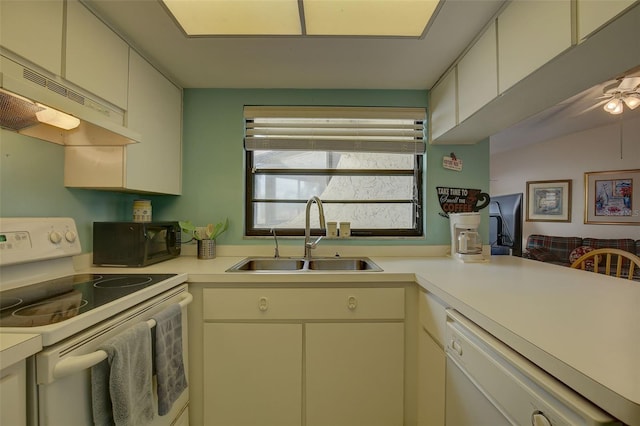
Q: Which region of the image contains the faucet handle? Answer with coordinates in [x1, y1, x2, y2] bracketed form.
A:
[307, 235, 324, 249]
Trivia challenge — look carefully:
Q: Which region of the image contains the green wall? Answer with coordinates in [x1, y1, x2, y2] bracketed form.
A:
[0, 130, 137, 250]
[160, 89, 490, 247]
[0, 89, 490, 252]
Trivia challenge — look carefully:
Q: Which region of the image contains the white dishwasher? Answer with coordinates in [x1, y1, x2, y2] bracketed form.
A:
[444, 309, 621, 426]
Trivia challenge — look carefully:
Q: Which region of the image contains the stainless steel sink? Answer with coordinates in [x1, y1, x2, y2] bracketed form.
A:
[226, 257, 382, 272]
[307, 258, 382, 271]
[226, 258, 305, 271]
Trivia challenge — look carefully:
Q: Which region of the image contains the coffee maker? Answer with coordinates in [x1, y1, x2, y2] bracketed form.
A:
[449, 212, 485, 262]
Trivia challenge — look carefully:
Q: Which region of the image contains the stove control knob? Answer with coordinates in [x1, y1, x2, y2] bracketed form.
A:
[49, 231, 63, 244]
[65, 230, 77, 243]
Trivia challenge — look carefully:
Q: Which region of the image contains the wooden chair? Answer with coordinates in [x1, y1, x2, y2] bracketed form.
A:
[570, 248, 640, 280]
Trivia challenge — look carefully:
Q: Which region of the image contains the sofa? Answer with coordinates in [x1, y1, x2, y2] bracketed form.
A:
[524, 234, 640, 279]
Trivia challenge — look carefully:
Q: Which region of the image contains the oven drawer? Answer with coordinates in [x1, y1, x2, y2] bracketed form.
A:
[203, 288, 405, 320]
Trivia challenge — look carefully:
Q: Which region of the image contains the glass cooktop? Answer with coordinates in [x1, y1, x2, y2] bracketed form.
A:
[0, 273, 176, 327]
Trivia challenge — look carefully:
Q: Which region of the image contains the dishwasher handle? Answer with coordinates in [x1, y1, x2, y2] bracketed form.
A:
[51, 292, 193, 381]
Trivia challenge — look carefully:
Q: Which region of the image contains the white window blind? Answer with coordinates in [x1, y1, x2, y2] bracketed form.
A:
[244, 106, 426, 154]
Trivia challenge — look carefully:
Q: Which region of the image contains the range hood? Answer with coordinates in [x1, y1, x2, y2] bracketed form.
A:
[0, 55, 140, 146]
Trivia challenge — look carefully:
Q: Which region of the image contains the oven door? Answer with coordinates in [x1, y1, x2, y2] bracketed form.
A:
[32, 285, 191, 426]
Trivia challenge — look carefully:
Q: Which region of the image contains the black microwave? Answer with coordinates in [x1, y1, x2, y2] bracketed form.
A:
[93, 221, 181, 267]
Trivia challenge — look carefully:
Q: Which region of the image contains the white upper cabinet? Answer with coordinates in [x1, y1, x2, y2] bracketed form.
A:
[458, 21, 497, 123]
[577, 0, 636, 41]
[429, 67, 457, 140]
[126, 50, 182, 195]
[0, 0, 63, 75]
[65, 0, 129, 109]
[498, 0, 572, 94]
[430, 0, 637, 144]
[64, 52, 182, 195]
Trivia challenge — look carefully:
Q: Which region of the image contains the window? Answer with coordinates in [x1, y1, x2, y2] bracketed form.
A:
[244, 106, 425, 237]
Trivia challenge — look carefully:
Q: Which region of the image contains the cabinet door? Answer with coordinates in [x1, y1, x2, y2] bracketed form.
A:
[577, 0, 635, 41]
[306, 322, 404, 426]
[458, 21, 497, 123]
[429, 67, 457, 141]
[497, 0, 572, 93]
[0, 0, 63, 75]
[417, 328, 445, 426]
[0, 361, 27, 426]
[65, 0, 129, 109]
[203, 323, 303, 426]
[126, 50, 182, 194]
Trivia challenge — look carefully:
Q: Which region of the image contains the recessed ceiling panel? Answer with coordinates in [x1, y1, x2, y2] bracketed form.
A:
[303, 0, 439, 36]
[162, 0, 301, 35]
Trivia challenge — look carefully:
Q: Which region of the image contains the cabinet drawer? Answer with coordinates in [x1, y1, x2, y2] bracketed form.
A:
[203, 288, 405, 320]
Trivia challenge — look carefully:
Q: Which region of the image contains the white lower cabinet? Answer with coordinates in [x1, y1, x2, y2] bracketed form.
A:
[201, 287, 405, 426]
[203, 323, 303, 426]
[418, 327, 445, 426]
[417, 290, 448, 426]
[0, 361, 27, 426]
[306, 322, 404, 426]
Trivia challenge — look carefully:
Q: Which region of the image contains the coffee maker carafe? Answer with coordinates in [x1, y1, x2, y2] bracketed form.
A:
[449, 212, 485, 262]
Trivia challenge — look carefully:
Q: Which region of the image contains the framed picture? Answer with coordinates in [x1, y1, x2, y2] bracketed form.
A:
[526, 180, 572, 222]
[585, 169, 639, 225]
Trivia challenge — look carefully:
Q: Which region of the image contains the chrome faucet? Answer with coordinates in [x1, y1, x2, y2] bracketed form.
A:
[304, 196, 326, 260]
[271, 228, 280, 258]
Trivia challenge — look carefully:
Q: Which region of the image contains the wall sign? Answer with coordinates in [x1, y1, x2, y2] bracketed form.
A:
[443, 153, 463, 171]
[437, 187, 490, 214]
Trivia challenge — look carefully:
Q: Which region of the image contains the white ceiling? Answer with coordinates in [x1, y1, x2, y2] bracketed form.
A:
[83, 0, 639, 153]
[490, 71, 640, 155]
[83, 0, 506, 89]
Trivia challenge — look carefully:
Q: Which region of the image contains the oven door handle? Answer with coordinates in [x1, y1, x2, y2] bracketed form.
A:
[52, 292, 193, 380]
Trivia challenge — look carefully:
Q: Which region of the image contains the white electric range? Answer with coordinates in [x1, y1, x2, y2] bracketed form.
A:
[0, 217, 190, 426]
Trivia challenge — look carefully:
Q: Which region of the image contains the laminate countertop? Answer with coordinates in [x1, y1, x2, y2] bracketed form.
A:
[89, 254, 640, 425]
[0, 333, 42, 370]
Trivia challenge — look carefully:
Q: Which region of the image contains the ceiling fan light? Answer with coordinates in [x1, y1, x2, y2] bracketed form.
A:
[623, 94, 640, 110]
[603, 97, 623, 114]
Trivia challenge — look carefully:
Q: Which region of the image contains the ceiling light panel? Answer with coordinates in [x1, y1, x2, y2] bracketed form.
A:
[303, 0, 439, 36]
[162, 0, 301, 36]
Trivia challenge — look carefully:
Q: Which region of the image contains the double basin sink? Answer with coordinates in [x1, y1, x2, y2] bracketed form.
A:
[226, 257, 382, 272]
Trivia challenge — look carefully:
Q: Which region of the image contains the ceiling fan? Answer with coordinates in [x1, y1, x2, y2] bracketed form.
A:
[598, 76, 640, 114]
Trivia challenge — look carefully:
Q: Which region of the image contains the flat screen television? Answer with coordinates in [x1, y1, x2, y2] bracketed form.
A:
[489, 193, 523, 256]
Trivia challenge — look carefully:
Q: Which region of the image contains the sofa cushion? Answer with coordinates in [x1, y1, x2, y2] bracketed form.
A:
[526, 235, 583, 264]
[527, 247, 560, 263]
